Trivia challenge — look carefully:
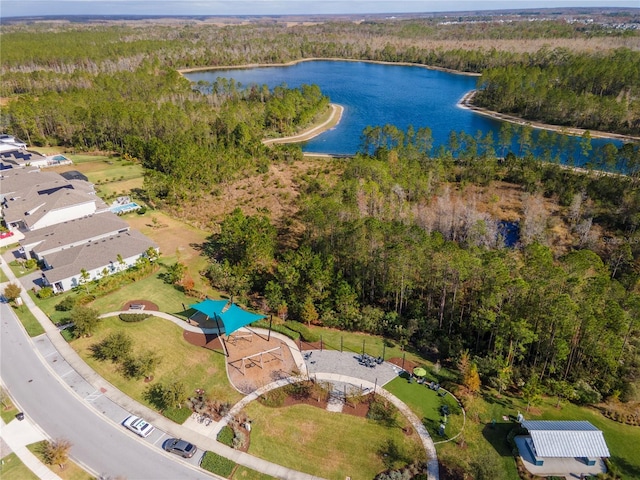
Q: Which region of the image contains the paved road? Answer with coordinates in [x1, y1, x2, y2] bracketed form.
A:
[0, 301, 209, 480]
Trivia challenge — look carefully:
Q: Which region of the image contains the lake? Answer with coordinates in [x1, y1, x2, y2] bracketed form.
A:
[185, 60, 622, 165]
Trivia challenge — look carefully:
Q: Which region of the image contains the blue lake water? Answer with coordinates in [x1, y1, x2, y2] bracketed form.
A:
[185, 60, 623, 164]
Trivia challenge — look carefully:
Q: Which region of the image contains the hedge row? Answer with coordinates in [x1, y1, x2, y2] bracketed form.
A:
[200, 451, 235, 478]
[118, 313, 152, 322]
[216, 425, 234, 447]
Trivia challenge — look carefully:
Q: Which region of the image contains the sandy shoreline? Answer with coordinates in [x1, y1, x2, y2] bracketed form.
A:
[178, 57, 481, 77]
[458, 90, 640, 143]
[180, 59, 638, 149]
[262, 103, 344, 145]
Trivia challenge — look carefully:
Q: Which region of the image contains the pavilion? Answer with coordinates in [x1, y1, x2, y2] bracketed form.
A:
[189, 299, 266, 336]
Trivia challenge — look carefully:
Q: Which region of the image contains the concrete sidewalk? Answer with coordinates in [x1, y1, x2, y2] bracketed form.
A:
[1, 251, 438, 480]
[0, 416, 61, 480]
[1, 256, 322, 479]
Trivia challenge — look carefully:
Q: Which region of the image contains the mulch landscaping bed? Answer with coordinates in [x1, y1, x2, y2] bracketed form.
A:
[183, 331, 224, 351]
[387, 357, 418, 373]
[341, 398, 372, 418]
[121, 299, 159, 311]
[282, 395, 329, 410]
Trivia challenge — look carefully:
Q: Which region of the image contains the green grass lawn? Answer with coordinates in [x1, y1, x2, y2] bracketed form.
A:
[13, 304, 45, 337]
[27, 441, 93, 480]
[0, 452, 38, 480]
[0, 267, 9, 283]
[384, 375, 463, 440]
[243, 402, 426, 480]
[5, 259, 38, 278]
[33, 267, 205, 325]
[231, 466, 277, 480]
[1, 388, 20, 424]
[88, 268, 204, 317]
[70, 315, 241, 407]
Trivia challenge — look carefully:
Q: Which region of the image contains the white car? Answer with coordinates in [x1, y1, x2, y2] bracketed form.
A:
[123, 415, 155, 438]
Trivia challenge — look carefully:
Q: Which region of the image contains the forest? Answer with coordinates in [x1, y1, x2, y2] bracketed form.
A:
[1, 16, 639, 404]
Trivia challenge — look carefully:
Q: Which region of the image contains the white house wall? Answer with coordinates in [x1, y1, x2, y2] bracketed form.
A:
[50, 251, 153, 293]
[30, 202, 96, 230]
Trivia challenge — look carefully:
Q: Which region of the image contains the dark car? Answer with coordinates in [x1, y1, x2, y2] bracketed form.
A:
[164, 438, 197, 458]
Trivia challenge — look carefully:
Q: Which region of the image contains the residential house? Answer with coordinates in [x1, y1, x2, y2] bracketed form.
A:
[19, 212, 130, 260]
[1, 168, 108, 231]
[41, 230, 159, 293]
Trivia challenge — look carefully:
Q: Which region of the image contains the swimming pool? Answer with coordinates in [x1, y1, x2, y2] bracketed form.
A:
[51, 154, 70, 163]
[110, 202, 141, 214]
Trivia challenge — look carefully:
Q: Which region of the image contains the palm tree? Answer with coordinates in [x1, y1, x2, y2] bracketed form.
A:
[116, 253, 126, 272]
[79, 269, 90, 293]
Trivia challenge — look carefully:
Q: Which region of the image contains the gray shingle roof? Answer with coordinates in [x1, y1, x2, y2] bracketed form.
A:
[42, 230, 157, 285]
[20, 212, 129, 255]
[3, 188, 96, 228]
[0, 168, 64, 198]
[521, 420, 610, 458]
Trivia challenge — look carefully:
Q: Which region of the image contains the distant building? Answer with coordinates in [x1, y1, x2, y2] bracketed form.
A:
[516, 419, 610, 477]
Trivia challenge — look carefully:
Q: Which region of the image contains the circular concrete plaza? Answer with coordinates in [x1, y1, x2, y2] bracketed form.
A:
[302, 349, 402, 387]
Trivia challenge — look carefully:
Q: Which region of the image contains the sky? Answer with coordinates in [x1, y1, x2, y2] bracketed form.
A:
[1, 1, 639, 18]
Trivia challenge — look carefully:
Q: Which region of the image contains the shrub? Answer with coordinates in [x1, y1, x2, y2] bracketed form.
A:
[232, 430, 247, 450]
[200, 451, 236, 478]
[137, 206, 147, 214]
[24, 258, 38, 270]
[217, 426, 234, 447]
[367, 397, 397, 427]
[284, 380, 312, 399]
[55, 296, 77, 311]
[91, 331, 133, 362]
[37, 287, 53, 299]
[41, 438, 72, 470]
[75, 294, 96, 305]
[119, 313, 151, 322]
[163, 406, 191, 424]
[574, 380, 602, 405]
[258, 388, 285, 407]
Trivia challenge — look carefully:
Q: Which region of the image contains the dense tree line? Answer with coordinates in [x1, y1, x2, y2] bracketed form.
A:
[2, 19, 639, 402]
[205, 126, 640, 403]
[475, 48, 640, 135]
[2, 19, 639, 140]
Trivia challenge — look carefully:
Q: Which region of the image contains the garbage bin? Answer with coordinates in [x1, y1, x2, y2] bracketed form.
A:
[16, 412, 25, 421]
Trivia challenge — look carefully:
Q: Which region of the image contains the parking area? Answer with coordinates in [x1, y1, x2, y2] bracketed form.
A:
[31, 333, 205, 467]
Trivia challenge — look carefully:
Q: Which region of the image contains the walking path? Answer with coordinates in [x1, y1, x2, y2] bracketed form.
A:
[1, 255, 439, 480]
[262, 104, 343, 145]
[212, 370, 439, 480]
[0, 416, 61, 480]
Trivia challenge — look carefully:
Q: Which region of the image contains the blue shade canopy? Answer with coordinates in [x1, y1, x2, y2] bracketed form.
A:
[190, 299, 266, 336]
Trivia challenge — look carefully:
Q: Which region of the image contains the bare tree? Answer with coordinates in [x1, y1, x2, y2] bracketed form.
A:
[520, 193, 549, 246]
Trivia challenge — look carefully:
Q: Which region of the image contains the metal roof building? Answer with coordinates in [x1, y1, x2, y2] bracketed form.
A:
[521, 420, 610, 458]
